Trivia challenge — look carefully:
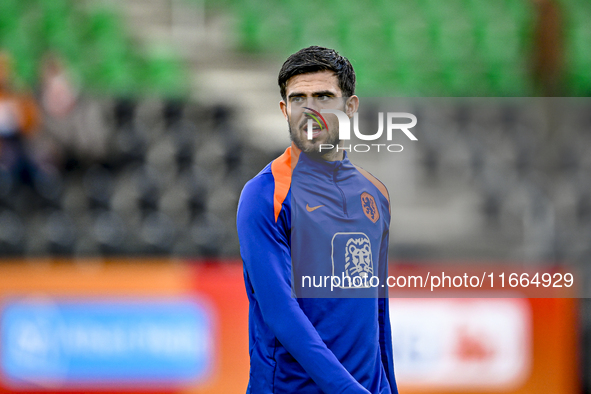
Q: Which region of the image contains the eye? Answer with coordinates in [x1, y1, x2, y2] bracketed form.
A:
[291, 97, 304, 103]
[317, 95, 330, 101]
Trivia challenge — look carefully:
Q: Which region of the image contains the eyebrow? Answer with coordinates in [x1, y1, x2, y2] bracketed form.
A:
[287, 90, 338, 99]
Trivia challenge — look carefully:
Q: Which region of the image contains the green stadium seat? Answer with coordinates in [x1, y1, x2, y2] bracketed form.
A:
[0, 22, 39, 87]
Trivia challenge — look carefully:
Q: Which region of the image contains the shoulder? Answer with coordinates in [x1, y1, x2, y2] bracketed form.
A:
[238, 147, 293, 224]
[353, 165, 390, 205]
[238, 163, 275, 212]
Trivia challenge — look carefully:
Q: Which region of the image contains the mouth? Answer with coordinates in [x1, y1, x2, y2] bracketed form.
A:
[302, 124, 323, 139]
[300, 109, 328, 140]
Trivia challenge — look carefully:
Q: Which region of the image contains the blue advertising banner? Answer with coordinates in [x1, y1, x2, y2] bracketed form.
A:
[0, 298, 213, 388]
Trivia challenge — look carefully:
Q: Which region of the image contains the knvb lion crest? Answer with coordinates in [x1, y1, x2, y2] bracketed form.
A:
[361, 192, 379, 223]
[331, 232, 374, 289]
[345, 237, 373, 280]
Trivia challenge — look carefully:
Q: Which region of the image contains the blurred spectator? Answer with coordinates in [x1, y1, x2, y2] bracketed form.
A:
[41, 53, 79, 119]
[39, 52, 109, 169]
[0, 51, 43, 188]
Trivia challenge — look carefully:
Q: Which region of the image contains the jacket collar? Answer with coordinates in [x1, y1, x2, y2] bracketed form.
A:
[294, 143, 354, 176]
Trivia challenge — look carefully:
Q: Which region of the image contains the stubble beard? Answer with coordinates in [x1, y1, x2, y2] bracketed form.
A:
[288, 116, 340, 159]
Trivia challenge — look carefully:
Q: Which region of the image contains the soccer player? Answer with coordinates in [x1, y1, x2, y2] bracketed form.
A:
[237, 46, 397, 394]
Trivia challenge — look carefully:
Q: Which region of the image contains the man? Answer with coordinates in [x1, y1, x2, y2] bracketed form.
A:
[237, 46, 397, 394]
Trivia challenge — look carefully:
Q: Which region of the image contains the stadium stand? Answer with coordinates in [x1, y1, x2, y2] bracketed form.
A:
[0, 0, 588, 267]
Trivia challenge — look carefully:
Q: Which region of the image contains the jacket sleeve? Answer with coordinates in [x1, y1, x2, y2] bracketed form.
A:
[237, 175, 370, 394]
[378, 207, 398, 394]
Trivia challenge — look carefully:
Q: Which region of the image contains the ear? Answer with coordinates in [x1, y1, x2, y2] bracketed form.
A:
[280, 100, 288, 120]
[345, 95, 359, 118]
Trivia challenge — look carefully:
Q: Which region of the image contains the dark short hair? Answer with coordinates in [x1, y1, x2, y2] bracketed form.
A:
[278, 46, 355, 101]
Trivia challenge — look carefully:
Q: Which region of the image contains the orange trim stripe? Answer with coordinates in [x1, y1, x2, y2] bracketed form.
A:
[355, 165, 391, 214]
[289, 142, 301, 170]
[271, 146, 294, 222]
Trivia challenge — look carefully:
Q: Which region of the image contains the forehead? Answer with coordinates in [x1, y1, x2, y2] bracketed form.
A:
[285, 70, 341, 96]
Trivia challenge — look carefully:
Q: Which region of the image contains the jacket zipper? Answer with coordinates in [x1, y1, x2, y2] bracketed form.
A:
[333, 167, 348, 217]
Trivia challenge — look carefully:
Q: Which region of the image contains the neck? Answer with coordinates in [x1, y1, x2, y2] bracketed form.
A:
[290, 140, 345, 162]
[309, 141, 345, 162]
[320, 146, 344, 162]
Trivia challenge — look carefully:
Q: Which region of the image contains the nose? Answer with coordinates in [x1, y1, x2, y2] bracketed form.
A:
[301, 111, 315, 130]
[302, 107, 319, 123]
[302, 106, 327, 130]
[304, 96, 323, 111]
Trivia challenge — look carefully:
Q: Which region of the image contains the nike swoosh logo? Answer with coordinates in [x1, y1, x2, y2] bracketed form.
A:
[306, 204, 325, 212]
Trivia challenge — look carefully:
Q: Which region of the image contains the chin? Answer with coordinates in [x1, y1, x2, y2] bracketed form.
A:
[302, 143, 319, 154]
